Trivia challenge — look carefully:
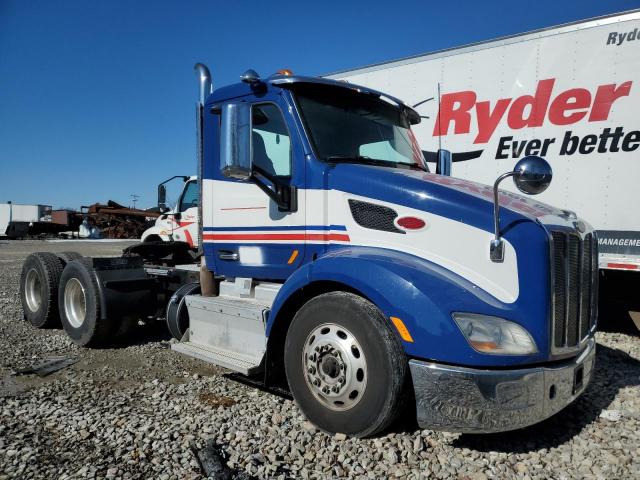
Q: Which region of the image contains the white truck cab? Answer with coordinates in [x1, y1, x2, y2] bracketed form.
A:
[141, 175, 199, 247]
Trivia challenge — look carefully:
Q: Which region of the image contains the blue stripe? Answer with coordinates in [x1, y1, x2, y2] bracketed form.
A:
[202, 225, 346, 232]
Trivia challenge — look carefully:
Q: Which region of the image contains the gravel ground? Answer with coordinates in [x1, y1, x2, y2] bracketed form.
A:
[1, 240, 639, 479]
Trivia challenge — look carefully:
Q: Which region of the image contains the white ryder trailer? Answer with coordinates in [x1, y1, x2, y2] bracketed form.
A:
[327, 9, 640, 273]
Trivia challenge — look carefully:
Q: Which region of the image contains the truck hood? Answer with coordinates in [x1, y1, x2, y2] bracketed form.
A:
[327, 163, 566, 233]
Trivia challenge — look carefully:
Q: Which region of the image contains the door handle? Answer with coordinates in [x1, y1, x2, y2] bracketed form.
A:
[218, 251, 239, 261]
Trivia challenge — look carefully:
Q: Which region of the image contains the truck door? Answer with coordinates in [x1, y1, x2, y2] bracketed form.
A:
[171, 180, 199, 247]
[206, 96, 306, 280]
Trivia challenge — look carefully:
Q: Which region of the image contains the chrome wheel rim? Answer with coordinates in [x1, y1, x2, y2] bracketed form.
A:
[64, 278, 86, 328]
[302, 323, 367, 411]
[24, 268, 42, 312]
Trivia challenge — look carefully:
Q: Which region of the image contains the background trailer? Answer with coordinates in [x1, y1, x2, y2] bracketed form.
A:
[0, 203, 51, 237]
[326, 9, 640, 275]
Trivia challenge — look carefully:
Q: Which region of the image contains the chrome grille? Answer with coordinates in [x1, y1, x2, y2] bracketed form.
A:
[551, 231, 597, 352]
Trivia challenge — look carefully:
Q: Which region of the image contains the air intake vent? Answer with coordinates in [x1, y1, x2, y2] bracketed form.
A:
[348, 199, 404, 234]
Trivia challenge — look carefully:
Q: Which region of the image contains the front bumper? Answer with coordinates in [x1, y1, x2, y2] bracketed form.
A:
[409, 338, 596, 433]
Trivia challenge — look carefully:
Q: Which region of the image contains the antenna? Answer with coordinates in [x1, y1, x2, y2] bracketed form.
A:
[130, 194, 140, 210]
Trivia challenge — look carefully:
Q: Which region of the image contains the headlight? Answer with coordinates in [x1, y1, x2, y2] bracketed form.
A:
[453, 313, 538, 355]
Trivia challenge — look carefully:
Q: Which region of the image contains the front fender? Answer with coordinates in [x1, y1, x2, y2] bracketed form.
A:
[140, 226, 171, 242]
[267, 246, 548, 367]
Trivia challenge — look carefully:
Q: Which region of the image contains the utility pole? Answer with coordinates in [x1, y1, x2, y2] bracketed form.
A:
[130, 194, 140, 210]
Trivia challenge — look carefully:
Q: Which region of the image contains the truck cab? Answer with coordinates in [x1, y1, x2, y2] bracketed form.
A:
[20, 64, 597, 437]
[186, 67, 597, 435]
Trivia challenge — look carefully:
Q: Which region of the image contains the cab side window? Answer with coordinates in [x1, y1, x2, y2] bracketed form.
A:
[179, 181, 198, 211]
[252, 104, 291, 177]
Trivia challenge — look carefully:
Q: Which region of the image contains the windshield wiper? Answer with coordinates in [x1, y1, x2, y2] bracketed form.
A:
[327, 156, 427, 172]
[327, 155, 381, 164]
[405, 163, 428, 172]
[327, 156, 404, 168]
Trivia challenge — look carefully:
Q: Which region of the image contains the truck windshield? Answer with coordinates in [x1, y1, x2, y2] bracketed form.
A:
[292, 84, 427, 171]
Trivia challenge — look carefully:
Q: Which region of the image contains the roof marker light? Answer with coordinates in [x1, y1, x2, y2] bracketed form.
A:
[277, 69, 294, 76]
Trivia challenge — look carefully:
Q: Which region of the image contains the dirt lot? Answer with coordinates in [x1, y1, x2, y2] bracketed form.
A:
[1, 240, 639, 479]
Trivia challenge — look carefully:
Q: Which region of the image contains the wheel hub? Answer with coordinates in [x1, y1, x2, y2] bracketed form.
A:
[320, 354, 340, 378]
[302, 323, 367, 411]
[64, 278, 87, 328]
[24, 268, 42, 313]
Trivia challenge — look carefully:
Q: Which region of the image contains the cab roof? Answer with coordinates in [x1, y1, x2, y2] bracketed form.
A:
[206, 73, 420, 124]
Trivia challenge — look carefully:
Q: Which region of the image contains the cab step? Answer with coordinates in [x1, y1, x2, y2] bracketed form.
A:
[171, 279, 281, 374]
[172, 341, 261, 375]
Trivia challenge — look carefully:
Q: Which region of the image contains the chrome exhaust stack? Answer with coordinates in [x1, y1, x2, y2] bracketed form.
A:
[194, 63, 212, 256]
[194, 63, 212, 106]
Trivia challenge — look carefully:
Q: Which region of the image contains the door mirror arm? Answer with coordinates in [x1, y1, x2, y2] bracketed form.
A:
[251, 165, 297, 212]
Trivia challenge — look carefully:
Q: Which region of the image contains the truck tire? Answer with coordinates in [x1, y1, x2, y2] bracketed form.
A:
[284, 291, 407, 437]
[166, 282, 200, 340]
[56, 251, 83, 266]
[20, 252, 64, 328]
[58, 259, 113, 347]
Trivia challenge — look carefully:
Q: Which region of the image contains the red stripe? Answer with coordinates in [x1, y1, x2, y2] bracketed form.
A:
[202, 233, 350, 242]
[171, 219, 195, 228]
[607, 262, 639, 270]
[184, 229, 194, 247]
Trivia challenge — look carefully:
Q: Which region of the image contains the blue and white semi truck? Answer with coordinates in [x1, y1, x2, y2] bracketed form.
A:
[19, 64, 597, 437]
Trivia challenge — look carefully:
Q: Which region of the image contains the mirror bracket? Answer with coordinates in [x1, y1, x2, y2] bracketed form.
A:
[284, 185, 298, 213]
[489, 156, 552, 263]
[490, 171, 515, 263]
[490, 238, 505, 263]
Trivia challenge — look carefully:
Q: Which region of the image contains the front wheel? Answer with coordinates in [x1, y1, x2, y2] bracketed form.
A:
[284, 292, 407, 437]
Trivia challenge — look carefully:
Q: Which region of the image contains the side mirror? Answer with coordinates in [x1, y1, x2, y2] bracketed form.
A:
[157, 184, 169, 213]
[220, 102, 252, 180]
[490, 155, 553, 263]
[436, 149, 452, 176]
[512, 155, 553, 195]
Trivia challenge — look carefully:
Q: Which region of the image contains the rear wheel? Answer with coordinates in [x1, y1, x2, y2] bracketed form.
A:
[284, 291, 407, 437]
[56, 251, 83, 266]
[20, 252, 64, 328]
[59, 259, 113, 347]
